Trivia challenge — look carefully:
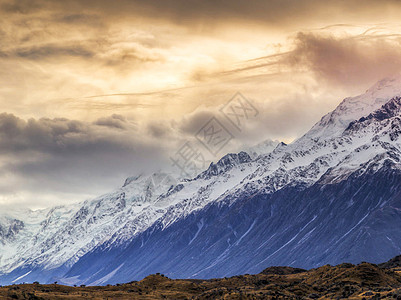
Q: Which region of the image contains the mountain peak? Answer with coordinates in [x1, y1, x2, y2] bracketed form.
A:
[198, 151, 252, 180]
[241, 139, 280, 159]
[365, 75, 401, 99]
[303, 76, 401, 141]
[122, 172, 178, 203]
[346, 96, 401, 130]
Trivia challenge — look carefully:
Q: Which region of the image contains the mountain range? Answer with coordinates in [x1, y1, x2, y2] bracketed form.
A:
[0, 76, 401, 286]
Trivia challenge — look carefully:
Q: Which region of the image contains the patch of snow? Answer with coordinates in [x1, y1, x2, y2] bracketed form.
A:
[12, 270, 31, 283]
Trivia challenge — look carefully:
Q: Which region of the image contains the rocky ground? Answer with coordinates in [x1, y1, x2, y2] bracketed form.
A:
[2, 258, 401, 299]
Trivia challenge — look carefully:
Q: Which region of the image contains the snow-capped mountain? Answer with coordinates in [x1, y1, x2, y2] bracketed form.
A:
[1, 76, 401, 285]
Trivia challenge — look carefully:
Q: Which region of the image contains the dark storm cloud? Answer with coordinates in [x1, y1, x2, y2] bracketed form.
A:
[56, 13, 103, 26]
[0, 0, 41, 14]
[0, 41, 163, 73]
[44, 0, 401, 25]
[178, 109, 218, 135]
[13, 44, 95, 59]
[3, 0, 401, 27]
[0, 112, 172, 207]
[94, 114, 129, 130]
[285, 32, 401, 88]
[0, 113, 132, 154]
[215, 30, 401, 90]
[147, 121, 173, 138]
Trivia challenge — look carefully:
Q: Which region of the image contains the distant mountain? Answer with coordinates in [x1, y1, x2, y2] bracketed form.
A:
[1, 76, 401, 285]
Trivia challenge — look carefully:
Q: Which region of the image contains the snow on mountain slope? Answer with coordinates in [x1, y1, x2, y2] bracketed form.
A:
[226, 78, 401, 199]
[0, 76, 401, 284]
[306, 76, 401, 140]
[0, 173, 180, 273]
[241, 139, 280, 159]
[0, 154, 257, 280]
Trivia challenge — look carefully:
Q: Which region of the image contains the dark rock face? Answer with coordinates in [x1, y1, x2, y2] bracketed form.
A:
[197, 152, 252, 180]
[0, 219, 24, 244]
[62, 164, 401, 285]
[379, 255, 401, 269]
[346, 96, 401, 131]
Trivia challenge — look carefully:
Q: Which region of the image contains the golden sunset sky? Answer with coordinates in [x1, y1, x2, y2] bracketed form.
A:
[1, 0, 401, 208]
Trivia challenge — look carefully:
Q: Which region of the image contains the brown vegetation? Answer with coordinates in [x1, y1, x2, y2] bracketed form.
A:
[1, 263, 401, 299]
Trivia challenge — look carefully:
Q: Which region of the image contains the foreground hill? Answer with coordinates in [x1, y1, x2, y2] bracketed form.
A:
[1, 260, 401, 299]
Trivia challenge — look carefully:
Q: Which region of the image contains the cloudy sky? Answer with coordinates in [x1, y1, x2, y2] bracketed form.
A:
[1, 0, 401, 209]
